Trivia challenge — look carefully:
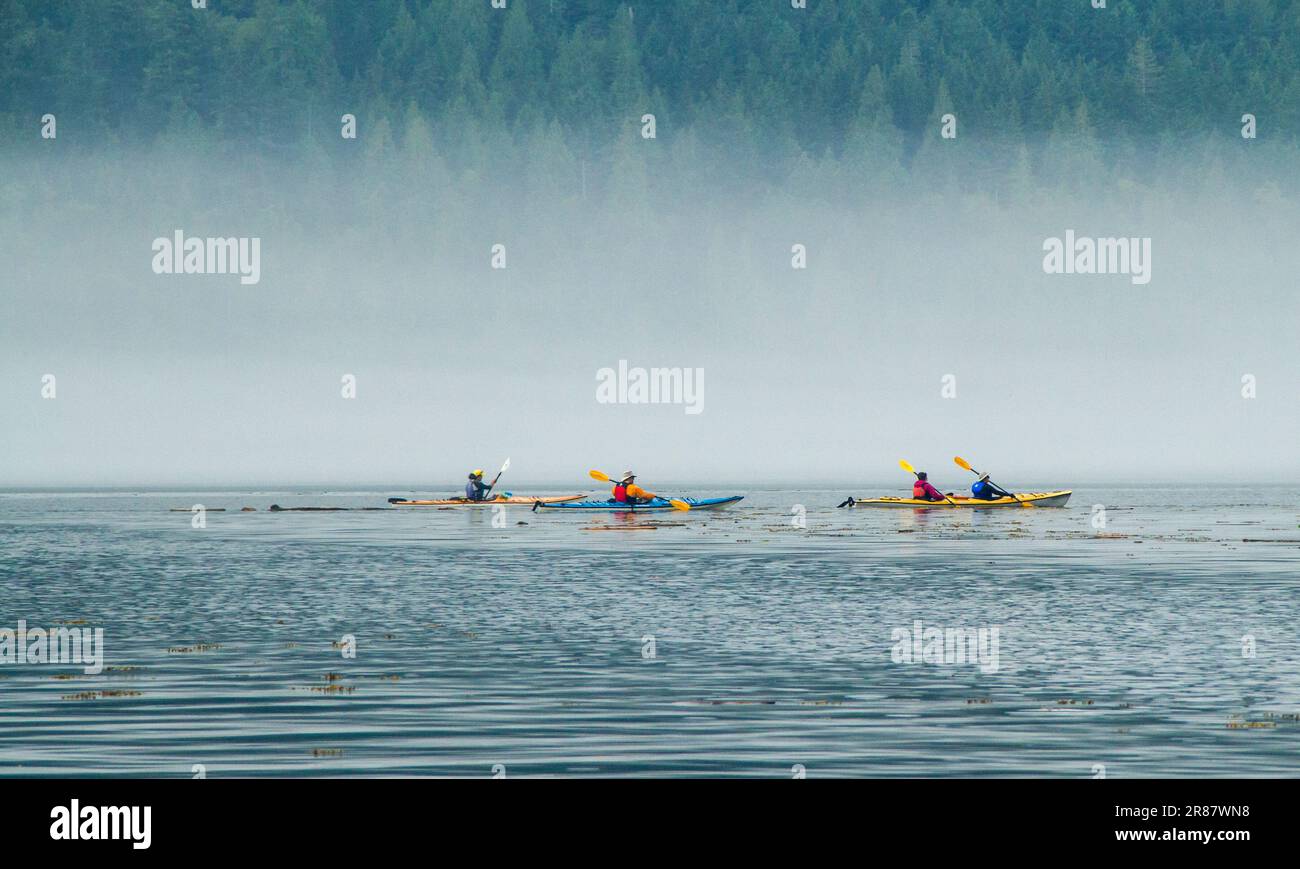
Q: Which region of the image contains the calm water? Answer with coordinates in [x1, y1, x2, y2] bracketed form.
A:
[2, 485, 1299, 777]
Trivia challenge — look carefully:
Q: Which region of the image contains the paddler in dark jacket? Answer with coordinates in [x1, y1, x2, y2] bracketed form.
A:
[612, 471, 651, 505]
[970, 473, 1012, 501]
[465, 469, 491, 501]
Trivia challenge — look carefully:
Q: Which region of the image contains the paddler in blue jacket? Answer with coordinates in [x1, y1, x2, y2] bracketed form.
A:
[465, 469, 491, 501]
[970, 473, 1012, 501]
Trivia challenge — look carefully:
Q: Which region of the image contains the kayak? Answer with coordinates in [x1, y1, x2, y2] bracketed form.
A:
[535, 496, 744, 512]
[847, 491, 1072, 508]
[388, 494, 585, 507]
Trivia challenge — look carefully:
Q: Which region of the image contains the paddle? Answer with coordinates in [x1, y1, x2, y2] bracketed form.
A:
[588, 469, 691, 511]
[483, 457, 511, 500]
[953, 456, 1032, 507]
[899, 458, 957, 505]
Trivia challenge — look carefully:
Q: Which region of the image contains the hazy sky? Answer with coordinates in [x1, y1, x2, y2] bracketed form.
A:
[2, 153, 1298, 488]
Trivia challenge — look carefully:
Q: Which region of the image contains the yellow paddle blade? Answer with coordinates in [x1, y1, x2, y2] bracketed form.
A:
[624, 484, 688, 510]
[953, 456, 973, 472]
[589, 469, 611, 482]
[898, 459, 915, 475]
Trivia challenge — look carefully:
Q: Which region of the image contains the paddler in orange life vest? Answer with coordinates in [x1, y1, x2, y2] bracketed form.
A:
[612, 471, 651, 505]
[911, 471, 950, 502]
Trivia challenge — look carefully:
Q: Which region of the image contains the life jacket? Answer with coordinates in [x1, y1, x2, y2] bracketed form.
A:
[912, 481, 927, 499]
[971, 480, 993, 499]
[613, 483, 630, 503]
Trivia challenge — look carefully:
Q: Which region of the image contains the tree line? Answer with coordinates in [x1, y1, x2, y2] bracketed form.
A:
[3, 0, 1298, 198]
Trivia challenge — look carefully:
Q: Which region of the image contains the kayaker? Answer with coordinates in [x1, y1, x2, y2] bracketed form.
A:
[970, 473, 1012, 501]
[465, 469, 491, 501]
[911, 472, 949, 502]
[612, 471, 651, 505]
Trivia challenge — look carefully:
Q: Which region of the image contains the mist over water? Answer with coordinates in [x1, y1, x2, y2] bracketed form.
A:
[3, 2, 1299, 489]
[2, 142, 1298, 487]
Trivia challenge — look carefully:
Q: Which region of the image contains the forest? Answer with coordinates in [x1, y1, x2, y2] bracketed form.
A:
[3, 0, 1298, 203]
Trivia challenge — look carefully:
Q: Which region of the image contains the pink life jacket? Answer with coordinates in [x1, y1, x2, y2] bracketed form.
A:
[913, 480, 943, 500]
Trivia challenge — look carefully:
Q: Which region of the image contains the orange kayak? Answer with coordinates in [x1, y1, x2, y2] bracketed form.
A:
[388, 494, 585, 507]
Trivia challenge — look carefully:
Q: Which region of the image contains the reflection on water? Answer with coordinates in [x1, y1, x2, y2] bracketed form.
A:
[1, 486, 1298, 777]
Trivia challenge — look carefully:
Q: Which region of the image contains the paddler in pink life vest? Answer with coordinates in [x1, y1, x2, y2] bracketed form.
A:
[612, 471, 651, 505]
[911, 471, 949, 502]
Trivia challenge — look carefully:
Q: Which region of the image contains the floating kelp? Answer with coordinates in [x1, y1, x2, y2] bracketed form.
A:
[582, 525, 658, 531]
[311, 748, 343, 757]
[167, 643, 221, 653]
[269, 505, 345, 512]
[677, 699, 777, 706]
[267, 505, 388, 512]
[62, 689, 141, 700]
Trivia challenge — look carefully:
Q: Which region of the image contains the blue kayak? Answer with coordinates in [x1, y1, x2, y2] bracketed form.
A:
[535, 496, 744, 511]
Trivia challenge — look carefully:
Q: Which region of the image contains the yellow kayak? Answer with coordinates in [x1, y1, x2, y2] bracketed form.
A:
[847, 491, 1071, 508]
